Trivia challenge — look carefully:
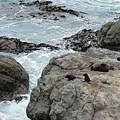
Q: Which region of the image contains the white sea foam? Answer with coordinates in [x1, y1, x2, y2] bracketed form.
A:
[0, 0, 119, 119]
[0, 97, 30, 120]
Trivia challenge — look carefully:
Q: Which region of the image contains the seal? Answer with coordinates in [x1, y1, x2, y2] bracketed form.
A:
[99, 63, 109, 72]
[65, 74, 76, 81]
[117, 57, 120, 61]
[83, 73, 91, 84]
[91, 63, 114, 72]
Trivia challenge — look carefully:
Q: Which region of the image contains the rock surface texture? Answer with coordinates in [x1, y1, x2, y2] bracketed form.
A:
[0, 36, 59, 54]
[98, 21, 120, 51]
[26, 53, 120, 120]
[62, 29, 98, 52]
[61, 21, 120, 52]
[0, 55, 29, 101]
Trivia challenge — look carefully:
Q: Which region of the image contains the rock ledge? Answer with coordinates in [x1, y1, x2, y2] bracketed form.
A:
[27, 53, 120, 120]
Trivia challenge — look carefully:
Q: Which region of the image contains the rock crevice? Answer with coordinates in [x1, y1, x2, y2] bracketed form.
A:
[26, 53, 120, 120]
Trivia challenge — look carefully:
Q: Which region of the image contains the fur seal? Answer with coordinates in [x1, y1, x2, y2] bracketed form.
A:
[117, 57, 120, 61]
[65, 74, 76, 81]
[91, 63, 114, 72]
[99, 63, 109, 72]
[83, 73, 91, 84]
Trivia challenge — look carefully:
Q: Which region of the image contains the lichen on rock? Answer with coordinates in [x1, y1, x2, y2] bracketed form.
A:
[26, 53, 120, 120]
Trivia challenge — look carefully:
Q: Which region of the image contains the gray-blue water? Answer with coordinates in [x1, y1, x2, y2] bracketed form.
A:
[0, 0, 119, 119]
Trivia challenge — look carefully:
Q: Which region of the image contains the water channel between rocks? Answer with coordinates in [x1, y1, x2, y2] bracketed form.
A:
[0, 0, 120, 120]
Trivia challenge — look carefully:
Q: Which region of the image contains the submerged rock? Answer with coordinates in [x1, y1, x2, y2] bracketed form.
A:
[0, 36, 59, 54]
[0, 55, 29, 101]
[0, 1, 86, 21]
[98, 21, 120, 51]
[26, 53, 120, 120]
[19, 0, 86, 20]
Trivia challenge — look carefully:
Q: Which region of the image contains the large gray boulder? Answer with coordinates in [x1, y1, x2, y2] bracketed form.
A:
[98, 21, 120, 51]
[0, 55, 29, 101]
[26, 53, 120, 120]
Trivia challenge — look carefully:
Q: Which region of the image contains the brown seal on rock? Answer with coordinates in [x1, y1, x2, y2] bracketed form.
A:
[91, 63, 114, 72]
[65, 74, 76, 81]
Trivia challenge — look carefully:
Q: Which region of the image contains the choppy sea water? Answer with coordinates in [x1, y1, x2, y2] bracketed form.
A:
[0, 0, 119, 120]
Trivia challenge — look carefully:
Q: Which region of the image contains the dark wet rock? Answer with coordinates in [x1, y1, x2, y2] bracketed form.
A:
[114, 17, 120, 20]
[81, 44, 92, 52]
[61, 29, 98, 52]
[20, 1, 84, 17]
[0, 36, 59, 54]
[0, 55, 29, 101]
[113, 12, 120, 21]
[0, 1, 87, 21]
[14, 95, 28, 103]
[98, 21, 120, 51]
[58, 21, 120, 52]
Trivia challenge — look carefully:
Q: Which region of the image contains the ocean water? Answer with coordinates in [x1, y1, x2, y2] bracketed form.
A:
[0, 0, 119, 120]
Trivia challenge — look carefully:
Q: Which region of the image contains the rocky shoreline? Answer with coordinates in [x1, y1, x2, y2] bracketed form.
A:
[0, 36, 59, 54]
[25, 16, 120, 120]
[0, 0, 120, 120]
[0, 21, 120, 54]
[61, 21, 120, 52]
[0, 1, 119, 54]
[0, 0, 86, 21]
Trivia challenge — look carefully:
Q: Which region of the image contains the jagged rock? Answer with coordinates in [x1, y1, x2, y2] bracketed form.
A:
[0, 1, 86, 21]
[0, 55, 29, 101]
[0, 36, 59, 54]
[26, 53, 120, 120]
[61, 29, 98, 52]
[20, 1, 86, 19]
[98, 21, 120, 51]
[59, 21, 120, 52]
